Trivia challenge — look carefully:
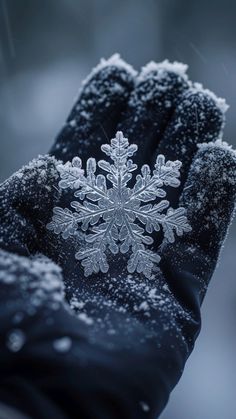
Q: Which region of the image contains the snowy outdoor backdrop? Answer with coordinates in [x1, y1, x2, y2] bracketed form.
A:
[0, 1, 236, 418]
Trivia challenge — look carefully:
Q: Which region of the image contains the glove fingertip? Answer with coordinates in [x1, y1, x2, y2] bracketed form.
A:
[181, 140, 236, 256]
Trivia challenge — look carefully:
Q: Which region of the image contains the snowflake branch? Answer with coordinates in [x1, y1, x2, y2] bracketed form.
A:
[71, 201, 114, 226]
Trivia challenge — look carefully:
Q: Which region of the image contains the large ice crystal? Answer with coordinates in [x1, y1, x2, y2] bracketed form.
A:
[47, 132, 191, 278]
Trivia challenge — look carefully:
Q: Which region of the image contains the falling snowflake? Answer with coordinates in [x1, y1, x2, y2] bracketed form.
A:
[47, 131, 191, 278]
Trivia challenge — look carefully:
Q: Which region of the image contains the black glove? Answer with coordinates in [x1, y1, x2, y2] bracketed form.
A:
[0, 55, 235, 419]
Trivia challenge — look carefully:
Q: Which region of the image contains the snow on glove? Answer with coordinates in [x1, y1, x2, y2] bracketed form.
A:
[0, 55, 236, 419]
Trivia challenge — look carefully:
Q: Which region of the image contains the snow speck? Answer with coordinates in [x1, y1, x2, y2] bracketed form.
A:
[70, 296, 85, 310]
[78, 312, 94, 325]
[69, 119, 77, 128]
[12, 312, 24, 324]
[139, 401, 150, 413]
[6, 329, 26, 352]
[53, 336, 72, 353]
[137, 301, 150, 312]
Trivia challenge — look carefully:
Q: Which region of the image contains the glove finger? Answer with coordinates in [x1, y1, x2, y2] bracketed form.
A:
[159, 142, 236, 309]
[50, 54, 136, 163]
[118, 61, 189, 168]
[154, 84, 227, 208]
[0, 156, 61, 255]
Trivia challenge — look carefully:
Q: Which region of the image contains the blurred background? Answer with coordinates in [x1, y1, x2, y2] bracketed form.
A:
[0, 1, 235, 417]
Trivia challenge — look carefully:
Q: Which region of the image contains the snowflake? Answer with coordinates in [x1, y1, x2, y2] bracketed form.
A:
[47, 131, 191, 278]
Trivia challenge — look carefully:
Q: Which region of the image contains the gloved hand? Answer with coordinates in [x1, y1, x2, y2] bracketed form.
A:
[0, 55, 235, 419]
